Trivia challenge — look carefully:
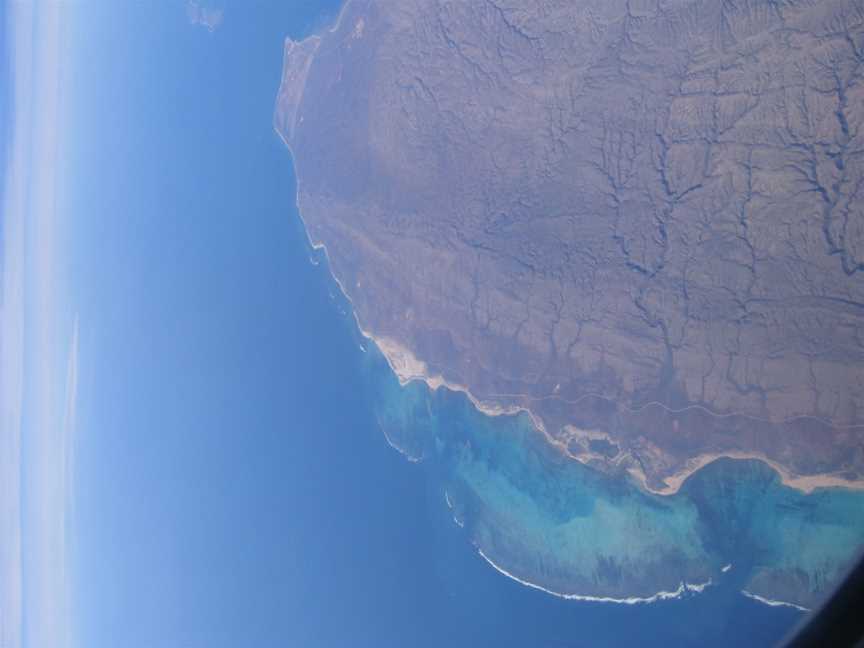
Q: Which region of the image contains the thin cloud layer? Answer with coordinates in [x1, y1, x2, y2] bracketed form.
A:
[2, 3, 75, 647]
[187, 1, 224, 32]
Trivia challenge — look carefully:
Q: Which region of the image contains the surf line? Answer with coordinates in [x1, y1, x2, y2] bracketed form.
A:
[741, 589, 809, 612]
[476, 547, 713, 605]
[443, 490, 465, 528]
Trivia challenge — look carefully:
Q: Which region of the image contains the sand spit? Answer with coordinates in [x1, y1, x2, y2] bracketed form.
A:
[639, 450, 864, 497]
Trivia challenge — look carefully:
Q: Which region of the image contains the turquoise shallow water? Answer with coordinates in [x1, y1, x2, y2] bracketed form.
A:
[364, 338, 864, 610]
[57, 0, 837, 644]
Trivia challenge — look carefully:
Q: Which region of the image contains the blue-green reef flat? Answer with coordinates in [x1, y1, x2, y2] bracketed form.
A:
[363, 338, 864, 611]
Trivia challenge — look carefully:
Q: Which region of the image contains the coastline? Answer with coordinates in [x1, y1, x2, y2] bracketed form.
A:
[274, 126, 864, 502]
[633, 450, 864, 497]
[272, 0, 864, 503]
[369, 333, 864, 497]
[273, 1, 862, 614]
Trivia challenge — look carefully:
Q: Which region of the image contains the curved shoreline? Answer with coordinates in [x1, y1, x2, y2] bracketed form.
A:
[368, 334, 864, 497]
[275, 128, 844, 612]
[272, 0, 864, 504]
[278, 121, 864, 499]
[272, 3, 864, 617]
[631, 450, 864, 496]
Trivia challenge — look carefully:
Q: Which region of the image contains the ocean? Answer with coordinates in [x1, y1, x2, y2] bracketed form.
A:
[61, 1, 840, 646]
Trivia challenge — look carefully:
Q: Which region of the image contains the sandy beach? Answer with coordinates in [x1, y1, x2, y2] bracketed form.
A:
[274, 12, 864, 503]
[370, 333, 864, 498]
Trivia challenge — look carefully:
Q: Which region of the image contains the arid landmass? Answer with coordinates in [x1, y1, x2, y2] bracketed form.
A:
[275, 0, 864, 494]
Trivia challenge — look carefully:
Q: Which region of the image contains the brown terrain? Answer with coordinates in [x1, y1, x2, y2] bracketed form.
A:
[275, 0, 864, 494]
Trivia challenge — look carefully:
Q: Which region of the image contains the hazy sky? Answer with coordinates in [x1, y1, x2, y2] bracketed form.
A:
[3, 3, 379, 647]
[2, 3, 77, 647]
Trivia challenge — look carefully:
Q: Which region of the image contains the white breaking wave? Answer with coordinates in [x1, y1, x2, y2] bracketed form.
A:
[741, 589, 809, 612]
[685, 579, 712, 594]
[477, 548, 713, 605]
[443, 491, 465, 528]
[379, 423, 421, 463]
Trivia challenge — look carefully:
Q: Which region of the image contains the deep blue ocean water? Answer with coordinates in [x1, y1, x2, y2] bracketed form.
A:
[60, 2, 837, 646]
